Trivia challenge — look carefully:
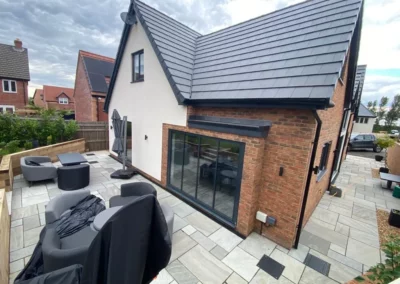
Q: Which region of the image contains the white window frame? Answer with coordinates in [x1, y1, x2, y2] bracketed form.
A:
[0, 105, 15, 113]
[58, 97, 69, 104]
[2, 80, 17, 93]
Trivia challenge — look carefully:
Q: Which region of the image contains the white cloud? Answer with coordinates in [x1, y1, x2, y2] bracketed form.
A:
[362, 74, 400, 104]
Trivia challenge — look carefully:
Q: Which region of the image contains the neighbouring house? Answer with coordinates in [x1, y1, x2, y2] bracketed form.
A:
[33, 85, 75, 111]
[73, 50, 115, 122]
[353, 104, 376, 133]
[0, 39, 30, 113]
[105, 0, 364, 248]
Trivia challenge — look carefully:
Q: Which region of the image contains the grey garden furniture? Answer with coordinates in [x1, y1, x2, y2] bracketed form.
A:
[57, 164, 90, 191]
[20, 156, 58, 186]
[43, 189, 98, 273]
[109, 182, 175, 240]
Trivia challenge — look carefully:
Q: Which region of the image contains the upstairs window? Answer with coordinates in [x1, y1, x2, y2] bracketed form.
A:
[2, 80, 17, 93]
[59, 97, 68, 104]
[132, 50, 144, 82]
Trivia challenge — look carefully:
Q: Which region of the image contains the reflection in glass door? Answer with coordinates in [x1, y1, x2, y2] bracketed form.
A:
[168, 130, 244, 225]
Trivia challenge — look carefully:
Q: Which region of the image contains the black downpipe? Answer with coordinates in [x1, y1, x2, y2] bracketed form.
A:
[293, 110, 321, 249]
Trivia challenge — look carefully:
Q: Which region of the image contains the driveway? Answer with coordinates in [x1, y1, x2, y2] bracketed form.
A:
[347, 149, 380, 160]
[6, 152, 396, 284]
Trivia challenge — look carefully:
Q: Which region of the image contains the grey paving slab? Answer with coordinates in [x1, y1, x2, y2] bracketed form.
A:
[349, 228, 380, 248]
[23, 215, 40, 231]
[22, 193, 49, 207]
[209, 227, 243, 252]
[172, 202, 197, 218]
[311, 207, 339, 225]
[328, 203, 352, 217]
[190, 231, 216, 251]
[299, 267, 338, 284]
[24, 226, 43, 247]
[151, 269, 174, 284]
[338, 215, 378, 235]
[299, 231, 330, 255]
[249, 270, 294, 284]
[303, 219, 347, 248]
[182, 225, 196, 236]
[288, 243, 309, 263]
[10, 259, 24, 274]
[329, 243, 345, 255]
[239, 232, 276, 259]
[173, 214, 188, 233]
[270, 249, 305, 284]
[306, 217, 335, 231]
[185, 211, 221, 236]
[210, 245, 229, 260]
[346, 238, 380, 267]
[223, 247, 259, 282]
[11, 219, 22, 228]
[180, 245, 232, 283]
[11, 205, 38, 221]
[10, 226, 23, 252]
[166, 260, 199, 284]
[335, 222, 350, 236]
[309, 249, 360, 284]
[170, 231, 197, 262]
[327, 249, 363, 272]
[10, 244, 36, 262]
[21, 186, 48, 198]
[225, 273, 248, 284]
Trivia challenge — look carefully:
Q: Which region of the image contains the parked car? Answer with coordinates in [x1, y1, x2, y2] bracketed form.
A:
[348, 133, 382, 152]
[390, 130, 399, 139]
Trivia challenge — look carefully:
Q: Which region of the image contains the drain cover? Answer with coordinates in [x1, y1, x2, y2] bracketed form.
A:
[257, 255, 285, 279]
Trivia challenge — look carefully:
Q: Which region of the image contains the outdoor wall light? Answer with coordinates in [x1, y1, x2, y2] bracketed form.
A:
[145, 135, 148, 140]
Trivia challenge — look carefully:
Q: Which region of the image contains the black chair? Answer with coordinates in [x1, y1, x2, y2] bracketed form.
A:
[109, 182, 157, 207]
[58, 164, 90, 191]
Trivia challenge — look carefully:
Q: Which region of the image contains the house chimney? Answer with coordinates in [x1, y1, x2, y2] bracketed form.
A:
[14, 38, 22, 49]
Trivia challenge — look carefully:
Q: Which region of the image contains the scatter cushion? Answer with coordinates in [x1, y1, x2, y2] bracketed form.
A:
[27, 160, 42, 166]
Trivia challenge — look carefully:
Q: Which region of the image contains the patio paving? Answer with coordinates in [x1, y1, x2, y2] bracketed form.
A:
[6, 152, 397, 283]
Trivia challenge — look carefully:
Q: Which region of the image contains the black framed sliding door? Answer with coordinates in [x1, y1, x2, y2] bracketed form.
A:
[167, 130, 244, 225]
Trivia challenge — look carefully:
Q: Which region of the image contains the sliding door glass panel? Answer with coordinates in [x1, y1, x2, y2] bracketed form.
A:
[169, 132, 185, 190]
[197, 137, 219, 208]
[214, 140, 240, 219]
[181, 134, 199, 198]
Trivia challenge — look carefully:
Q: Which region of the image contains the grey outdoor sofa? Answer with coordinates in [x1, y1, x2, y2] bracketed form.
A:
[20, 156, 58, 186]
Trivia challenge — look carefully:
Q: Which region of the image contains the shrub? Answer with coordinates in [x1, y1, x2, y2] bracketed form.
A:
[64, 121, 79, 141]
[23, 141, 33, 150]
[0, 140, 22, 156]
[376, 136, 396, 168]
[358, 235, 400, 283]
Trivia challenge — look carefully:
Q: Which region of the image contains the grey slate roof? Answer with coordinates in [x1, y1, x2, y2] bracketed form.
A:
[358, 103, 376, 118]
[82, 56, 115, 93]
[106, 0, 364, 110]
[0, 43, 30, 81]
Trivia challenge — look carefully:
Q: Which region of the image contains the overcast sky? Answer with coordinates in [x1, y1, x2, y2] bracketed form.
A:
[0, 0, 399, 105]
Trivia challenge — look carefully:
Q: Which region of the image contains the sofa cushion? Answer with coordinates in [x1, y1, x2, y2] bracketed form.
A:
[40, 162, 54, 167]
[61, 226, 97, 249]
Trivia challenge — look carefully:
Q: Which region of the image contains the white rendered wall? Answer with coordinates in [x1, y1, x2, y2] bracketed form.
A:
[108, 21, 187, 180]
[352, 118, 374, 133]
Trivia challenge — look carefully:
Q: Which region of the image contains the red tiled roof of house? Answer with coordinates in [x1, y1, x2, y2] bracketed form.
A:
[43, 85, 74, 102]
[33, 88, 43, 99]
[79, 50, 115, 63]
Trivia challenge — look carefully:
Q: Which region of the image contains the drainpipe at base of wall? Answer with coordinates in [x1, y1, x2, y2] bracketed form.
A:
[293, 110, 322, 249]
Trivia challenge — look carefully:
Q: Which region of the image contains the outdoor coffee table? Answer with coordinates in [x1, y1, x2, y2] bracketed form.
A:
[57, 153, 88, 166]
[380, 172, 400, 189]
[219, 170, 237, 190]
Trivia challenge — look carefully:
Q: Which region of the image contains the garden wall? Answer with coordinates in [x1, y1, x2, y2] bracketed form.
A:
[0, 189, 10, 284]
[387, 142, 400, 175]
[0, 139, 85, 191]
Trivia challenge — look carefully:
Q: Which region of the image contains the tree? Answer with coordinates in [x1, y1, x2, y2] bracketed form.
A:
[367, 100, 378, 115]
[377, 96, 389, 125]
[385, 94, 400, 126]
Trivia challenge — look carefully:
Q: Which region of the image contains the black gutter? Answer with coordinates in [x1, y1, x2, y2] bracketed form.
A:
[293, 110, 321, 249]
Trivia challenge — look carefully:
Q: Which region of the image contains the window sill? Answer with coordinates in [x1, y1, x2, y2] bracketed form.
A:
[131, 79, 144, 84]
[2, 91, 17, 94]
[317, 170, 327, 182]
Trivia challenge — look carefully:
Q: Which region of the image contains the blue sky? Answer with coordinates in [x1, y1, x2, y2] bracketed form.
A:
[0, 0, 399, 105]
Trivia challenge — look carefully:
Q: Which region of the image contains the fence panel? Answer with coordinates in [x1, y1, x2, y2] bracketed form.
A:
[75, 122, 109, 151]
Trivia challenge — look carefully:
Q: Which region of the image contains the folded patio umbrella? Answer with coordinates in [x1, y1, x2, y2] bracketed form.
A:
[111, 109, 124, 155]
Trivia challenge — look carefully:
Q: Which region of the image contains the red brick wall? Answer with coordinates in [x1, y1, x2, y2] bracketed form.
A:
[33, 90, 45, 108]
[302, 56, 350, 226]
[159, 107, 316, 248]
[74, 55, 93, 121]
[90, 97, 107, 122]
[0, 79, 28, 109]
